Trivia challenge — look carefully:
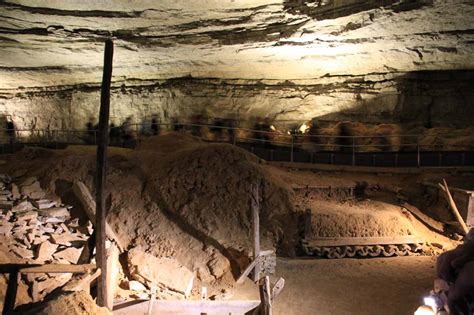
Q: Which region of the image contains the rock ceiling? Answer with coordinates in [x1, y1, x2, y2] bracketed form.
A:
[0, 0, 473, 92]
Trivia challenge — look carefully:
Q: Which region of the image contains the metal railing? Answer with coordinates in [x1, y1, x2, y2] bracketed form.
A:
[0, 123, 472, 167]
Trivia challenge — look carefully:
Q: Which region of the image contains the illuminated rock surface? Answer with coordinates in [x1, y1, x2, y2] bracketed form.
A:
[0, 0, 473, 129]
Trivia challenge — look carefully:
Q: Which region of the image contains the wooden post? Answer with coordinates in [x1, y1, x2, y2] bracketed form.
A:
[251, 184, 260, 282]
[304, 209, 312, 240]
[258, 276, 272, 315]
[96, 39, 114, 308]
[467, 195, 474, 227]
[2, 271, 19, 315]
[440, 179, 469, 235]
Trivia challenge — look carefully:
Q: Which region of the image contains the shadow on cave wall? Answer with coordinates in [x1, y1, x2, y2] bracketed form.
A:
[289, 70, 474, 153]
[309, 70, 474, 128]
[282, 0, 433, 20]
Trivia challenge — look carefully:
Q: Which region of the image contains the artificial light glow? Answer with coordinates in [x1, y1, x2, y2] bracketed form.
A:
[299, 123, 309, 133]
[270, 125, 276, 131]
[414, 305, 435, 315]
[423, 296, 437, 310]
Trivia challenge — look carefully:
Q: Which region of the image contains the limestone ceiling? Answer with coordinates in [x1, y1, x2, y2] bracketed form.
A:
[0, 0, 473, 91]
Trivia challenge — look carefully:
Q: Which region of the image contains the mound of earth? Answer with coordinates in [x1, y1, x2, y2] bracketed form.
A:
[308, 200, 415, 238]
[1, 133, 297, 297]
[18, 291, 110, 315]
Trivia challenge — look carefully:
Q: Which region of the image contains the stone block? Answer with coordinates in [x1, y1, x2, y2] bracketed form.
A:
[53, 247, 82, 264]
[127, 247, 194, 296]
[38, 207, 70, 218]
[36, 241, 59, 262]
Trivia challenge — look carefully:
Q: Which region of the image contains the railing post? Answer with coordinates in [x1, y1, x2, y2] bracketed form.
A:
[352, 137, 355, 166]
[290, 135, 294, 163]
[417, 145, 421, 167]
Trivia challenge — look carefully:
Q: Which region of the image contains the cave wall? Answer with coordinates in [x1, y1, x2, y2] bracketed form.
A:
[0, 0, 473, 133]
[1, 70, 472, 132]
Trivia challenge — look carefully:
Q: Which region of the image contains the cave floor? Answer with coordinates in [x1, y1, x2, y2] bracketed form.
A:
[273, 256, 436, 315]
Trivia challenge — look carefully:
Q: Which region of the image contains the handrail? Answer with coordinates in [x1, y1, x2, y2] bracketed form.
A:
[0, 122, 472, 153]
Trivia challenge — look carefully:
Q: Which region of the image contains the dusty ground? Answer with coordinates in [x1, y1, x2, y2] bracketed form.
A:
[273, 256, 436, 315]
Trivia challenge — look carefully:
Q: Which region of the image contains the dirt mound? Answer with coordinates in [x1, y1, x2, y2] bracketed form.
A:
[309, 200, 415, 238]
[136, 131, 205, 154]
[19, 291, 110, 315]
[1, 134, 296, 298]
[136, 139, 294, 252]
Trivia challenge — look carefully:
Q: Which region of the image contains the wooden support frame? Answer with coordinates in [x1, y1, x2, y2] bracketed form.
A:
[251, 183, 260, 282]
[439, 179, 469, 234]
[258, 276, 272, 315]
[1, 264, 96, 315]
[96, 39, 114, 309]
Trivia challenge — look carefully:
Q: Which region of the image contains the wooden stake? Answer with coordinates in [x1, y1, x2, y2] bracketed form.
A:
[2, 271, 19, 315]
[251, 184, 260, 282]
[440, 179, 469, 234]
[258, 276, 272, 315]
[96, 39, 114, 308]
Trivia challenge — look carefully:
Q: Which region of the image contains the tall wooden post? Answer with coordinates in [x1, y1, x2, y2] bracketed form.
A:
[251, 184, 260, 282]
[96, 39, 113, 308]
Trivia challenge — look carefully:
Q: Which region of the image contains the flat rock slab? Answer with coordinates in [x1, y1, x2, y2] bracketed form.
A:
[13, 200, 35, 212]
[127, 247, 194, 295]
[16, 211, 39, 221]
[33, 199, 58, 210]
[53, 247, 82, 264]
[38, 207, 70, 218]
[36, 241, 59, 262]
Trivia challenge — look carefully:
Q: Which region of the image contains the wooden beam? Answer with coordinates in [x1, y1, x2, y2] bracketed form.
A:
[0, 263, 96, 274]
[113, 300, 260, 314]
[2, 272, 18, 315]
[258, 276, 272, 315]
[440, 179, 469, 234]
[96, 38, 114, 309]
[63, 268, 101, 292]
[401, 203, 444, 233]
[304, 235, 424, 247]
[251, 184, 260, 282]
[236, 257, 260, 284]
[72, 181, 124, 252]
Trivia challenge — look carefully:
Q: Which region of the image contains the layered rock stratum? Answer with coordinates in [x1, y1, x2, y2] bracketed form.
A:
[0, 0, 473, 130]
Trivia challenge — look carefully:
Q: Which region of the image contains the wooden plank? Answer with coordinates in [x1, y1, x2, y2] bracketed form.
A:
[113, 300, 260, 314]
[96, 38, 114, 309]
[401, 203, 445, 233]
[440, 179, 469, 234]
[236, 257, 259, 284]
[63, 268, 101, 292]
[72, 181, 124, 251]
[271, 277, 285, 301]
[147, 286, 157, 315]
[305, 235, 424, 247]
[251, 184, 260, 282]
[0, 264, 96, 274]
[21, 264, 96, 274]
[259, 276, 272, 315]
[2, 272, 18, 315]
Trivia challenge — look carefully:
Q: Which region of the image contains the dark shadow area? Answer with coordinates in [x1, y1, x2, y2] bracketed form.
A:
[283, 0, 432, 20]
